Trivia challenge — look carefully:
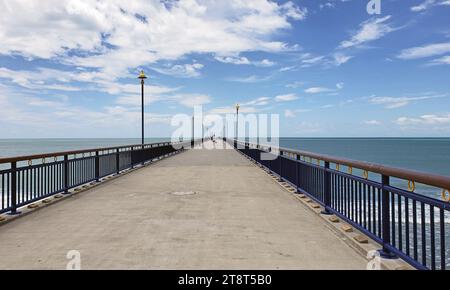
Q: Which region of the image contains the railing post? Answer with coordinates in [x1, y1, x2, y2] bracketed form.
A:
[278, 150, 283, 181]
[379, 174, 397, 259]
[8, 161, 20, 215]
[321, 161, 333, 215]
[116, 148, 120, 175]
[295, 154, 300, 193]
[63, 154, 69, 194]
[95, 151, 100, 182]
[131, 147, 134, 169]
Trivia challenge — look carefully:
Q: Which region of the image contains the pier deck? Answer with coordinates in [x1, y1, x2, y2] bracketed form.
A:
[0, 141, 366, 269]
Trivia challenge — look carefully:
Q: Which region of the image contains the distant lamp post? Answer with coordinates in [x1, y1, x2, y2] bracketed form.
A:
[235, 103, 240, 144]
[138, 70, 147, 145]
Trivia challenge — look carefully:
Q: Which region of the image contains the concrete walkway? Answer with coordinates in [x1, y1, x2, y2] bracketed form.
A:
[0, 141, 366, 269]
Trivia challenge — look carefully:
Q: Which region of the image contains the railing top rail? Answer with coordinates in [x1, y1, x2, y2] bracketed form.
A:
[237, 140, 450, 190]
[0, 140, 192, 164]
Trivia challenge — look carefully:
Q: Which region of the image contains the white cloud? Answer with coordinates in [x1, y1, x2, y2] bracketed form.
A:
[0, 86, 174, 138]
[339, 16, 395, 49]
[0, 66, 179, 97]
[397, 42, 450, 60]
[411, 0, 450, 12]
[258, 59, 276, 67]
[333, 53, 353, 66]
[411, 0, 436, 11]
[0, 0, 305, 84]
[305, 87, 332, 94]
[284, 108, 311, 118]
[275, 93, 298, 102]
[0, 67, 82, 91]
[215, 55, 275, 67]
[305, 83, 344, 94]
[396, 114, 450, 125]
[227, 75, 272, 83]
[284, 109, 296, 118]
[431, 55, 450, 65]
[171, 94, 211, 108]
[151, 63, 204, 78]
[369, 94, 447, 109]
[294, 52, 352, 69]
[279, 66, 297, 72]
[364, 120, 381, 125]
[243, 97, 271, 106]
[300, 56, 325, 67]
[215, 56, 251, 65]
[285, 81, 304, 88]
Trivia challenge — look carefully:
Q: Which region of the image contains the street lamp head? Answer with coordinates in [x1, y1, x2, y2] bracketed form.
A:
[138, 70, 147, 80]
[236, 103, 240, 112]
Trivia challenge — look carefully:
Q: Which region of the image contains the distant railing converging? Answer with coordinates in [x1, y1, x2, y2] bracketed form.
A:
[0, 140, 198, 216]
[228, 139, 450, 270]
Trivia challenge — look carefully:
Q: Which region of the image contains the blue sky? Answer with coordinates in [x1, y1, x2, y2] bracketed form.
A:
[0, 0, 450, 138]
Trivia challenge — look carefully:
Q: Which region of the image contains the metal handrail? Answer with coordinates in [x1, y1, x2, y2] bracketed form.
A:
[0, 140, 194, 164]
[236, 140, 450, 190]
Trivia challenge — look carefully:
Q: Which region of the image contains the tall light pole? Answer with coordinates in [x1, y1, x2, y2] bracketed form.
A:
[138, 70, 147, 145]
[191, 115, 194, 148]
[235, 103, 240, 145]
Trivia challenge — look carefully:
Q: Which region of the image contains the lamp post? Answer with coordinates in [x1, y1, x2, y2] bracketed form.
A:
[138, 70, 147, 145]
[235, 103, 240, 147]
[191, 115, 194, 148]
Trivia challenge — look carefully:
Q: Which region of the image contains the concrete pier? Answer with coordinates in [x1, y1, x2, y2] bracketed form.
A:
[0, 141, 366, 269]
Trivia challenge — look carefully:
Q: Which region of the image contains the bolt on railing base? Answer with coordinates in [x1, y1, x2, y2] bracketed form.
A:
[378, 249, 398, 259]
[320, 209, 333, 216]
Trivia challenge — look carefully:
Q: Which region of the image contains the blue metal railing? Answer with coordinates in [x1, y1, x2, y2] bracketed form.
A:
[0, 140, 200, 216]
[230, 139, 450, 270]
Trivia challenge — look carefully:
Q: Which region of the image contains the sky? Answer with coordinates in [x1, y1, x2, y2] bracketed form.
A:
[0, 0, 450, 138]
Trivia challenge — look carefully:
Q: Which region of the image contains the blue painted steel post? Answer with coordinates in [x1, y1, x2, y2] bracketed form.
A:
[63, 154, 69, 194]
[379, 174, 397, 259]
[295, 154, 300, 193]
[95, 151, 100, 182]
[321, 161, 333, 215]
[8, 161, 20, 215]
[131, 147, 134, 169]
[278, 150, 283, 181]
[116, 148, 120, 175]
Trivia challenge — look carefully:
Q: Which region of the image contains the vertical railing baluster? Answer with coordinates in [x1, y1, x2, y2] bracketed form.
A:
[9, 161, 20, 215]
[405, 197, 410, 257]
[295, 154, 300, 193]
[322, 161, 332, 215]
[380, 175, 396, 258]
[95, 151, 100, 182]
[63, 155, 69, 194]
[398, 195, 403, 252]
[421, 202, 426, 267]
[430, 206, 435, 270]
[278, 150, 283, 181]
[116, 148, 120, 175]
[413, 200, 418, 261]
[440, 208, 446, 270]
